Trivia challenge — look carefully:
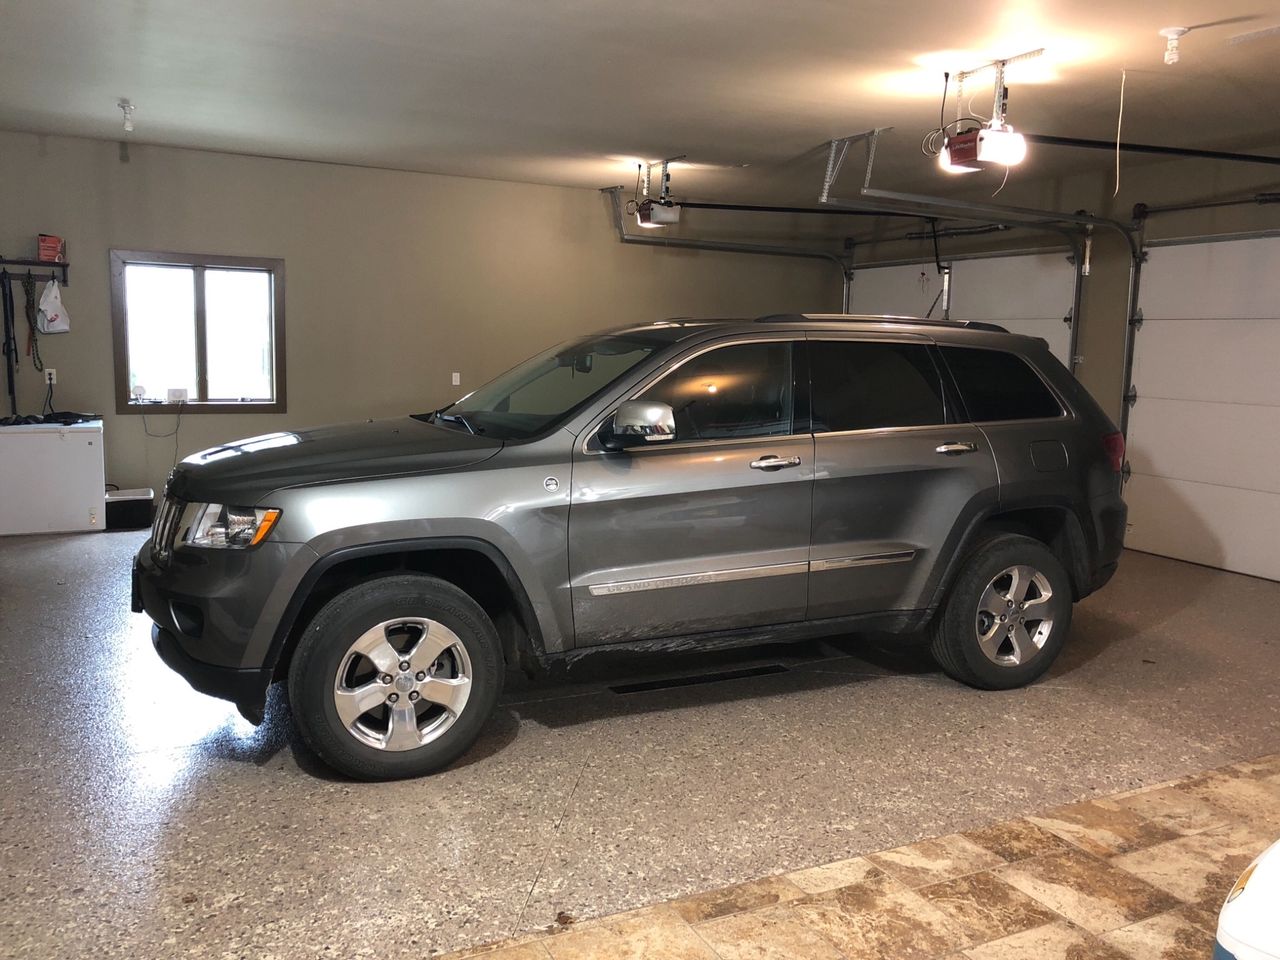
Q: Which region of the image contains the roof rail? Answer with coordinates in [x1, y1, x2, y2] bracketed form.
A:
[755, 313, 1009, 333]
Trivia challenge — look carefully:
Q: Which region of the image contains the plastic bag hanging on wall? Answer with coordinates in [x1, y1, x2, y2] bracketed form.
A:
[37, 279, 70, 334]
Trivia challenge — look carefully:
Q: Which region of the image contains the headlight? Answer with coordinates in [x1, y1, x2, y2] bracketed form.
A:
[183, 504, 282, 549]
[1227, 862, 1257, 903]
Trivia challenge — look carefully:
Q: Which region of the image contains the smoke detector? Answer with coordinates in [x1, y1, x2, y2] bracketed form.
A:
[1160, 27, 1189, 65]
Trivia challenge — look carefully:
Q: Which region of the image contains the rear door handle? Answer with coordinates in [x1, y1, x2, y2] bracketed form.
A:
[750, 455, 802, 470]
[935, 442, 978, 456]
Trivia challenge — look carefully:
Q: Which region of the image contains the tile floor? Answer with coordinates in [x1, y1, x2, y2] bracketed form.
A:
[444, 755, 1280, 959]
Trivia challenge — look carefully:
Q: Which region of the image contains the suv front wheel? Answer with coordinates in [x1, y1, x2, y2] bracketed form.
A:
[930, 533, 1072, 690]
[288, 574, 503, 780]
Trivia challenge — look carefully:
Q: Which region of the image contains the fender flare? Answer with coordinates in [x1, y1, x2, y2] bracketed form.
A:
[261, 536, 547, 679]
[924, 498, 1093, 612]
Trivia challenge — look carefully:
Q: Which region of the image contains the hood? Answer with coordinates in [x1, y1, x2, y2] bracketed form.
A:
[166, 417, 503, 504]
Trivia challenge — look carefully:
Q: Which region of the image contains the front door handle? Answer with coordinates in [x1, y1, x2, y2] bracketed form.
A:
[750, 455, 802, 470]
[935, 442, 978, 456]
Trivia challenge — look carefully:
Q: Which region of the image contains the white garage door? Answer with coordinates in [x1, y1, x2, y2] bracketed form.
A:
[1126, 235, 1280, 581]
[847, 252, 1075, 364]
[845, 262, 947, 317]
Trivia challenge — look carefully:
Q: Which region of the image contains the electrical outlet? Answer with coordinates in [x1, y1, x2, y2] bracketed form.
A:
[44, 368, 56, 385]
[451, 372, 461, 386]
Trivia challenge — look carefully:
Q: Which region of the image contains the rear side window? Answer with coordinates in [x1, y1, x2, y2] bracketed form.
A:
[809, 341, 946, 432]
[940, 347, 1064, 422]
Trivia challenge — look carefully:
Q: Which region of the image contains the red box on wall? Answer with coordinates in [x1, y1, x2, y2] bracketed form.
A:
[38, 234, 66, 263]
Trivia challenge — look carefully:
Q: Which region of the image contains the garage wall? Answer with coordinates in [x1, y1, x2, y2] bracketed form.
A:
[0, 131, 837, 491]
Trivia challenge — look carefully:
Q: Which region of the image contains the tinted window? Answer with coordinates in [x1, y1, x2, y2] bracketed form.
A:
[809, 341, 946, 432]
[940, 347, 1064, 422]
[442, 334, 662, 439]
[638, 341, 793, 440]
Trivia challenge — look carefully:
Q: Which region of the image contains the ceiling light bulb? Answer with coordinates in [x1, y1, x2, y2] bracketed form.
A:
[978, 126, 1027, 166]
[937, 149, 977, 174]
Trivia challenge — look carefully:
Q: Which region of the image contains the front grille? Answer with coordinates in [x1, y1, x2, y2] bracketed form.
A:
[151, 497, 184, 562]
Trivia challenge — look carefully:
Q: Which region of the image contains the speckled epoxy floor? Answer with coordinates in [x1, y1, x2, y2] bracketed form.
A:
[1, 532, 1277, 958]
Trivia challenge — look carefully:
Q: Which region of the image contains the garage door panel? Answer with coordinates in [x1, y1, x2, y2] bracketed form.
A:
[1140, 238, 1280, 320]
[951, 315, 1070, 364]
[1127, 398, 1280, 495]
[1131, 318, 1280, 407]
[851, 254, 1074, 365]
[847, 264, 942, 317]
[1124, 473, 1280, 582]
[1129, 235, 1280, 581]
[949, 254, 1074, 320]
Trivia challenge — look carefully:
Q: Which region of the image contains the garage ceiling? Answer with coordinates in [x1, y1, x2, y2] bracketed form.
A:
[2, 1, 1278, 199]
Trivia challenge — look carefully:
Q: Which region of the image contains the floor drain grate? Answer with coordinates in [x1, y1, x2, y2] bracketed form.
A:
[608, 663, 789, 695]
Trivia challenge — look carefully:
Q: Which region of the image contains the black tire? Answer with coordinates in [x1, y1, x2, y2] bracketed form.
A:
[929, 533, 1072, 690]
[288, 574, 504, 780]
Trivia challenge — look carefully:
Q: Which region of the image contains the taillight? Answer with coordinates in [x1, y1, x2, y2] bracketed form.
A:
[1102, 432, 1125, 473]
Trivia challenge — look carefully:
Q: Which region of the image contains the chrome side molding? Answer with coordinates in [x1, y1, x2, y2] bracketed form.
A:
[587, 561, 808, 597]
[810, 550, 917, 573]
[587, 551, 916, 596]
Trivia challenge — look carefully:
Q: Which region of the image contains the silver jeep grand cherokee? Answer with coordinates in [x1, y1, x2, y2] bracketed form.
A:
[134, 314, 1127, 780]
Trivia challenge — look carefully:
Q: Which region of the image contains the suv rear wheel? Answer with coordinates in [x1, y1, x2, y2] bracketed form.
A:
[288, 574, 503, 780]
[930, 533, 1072, 689]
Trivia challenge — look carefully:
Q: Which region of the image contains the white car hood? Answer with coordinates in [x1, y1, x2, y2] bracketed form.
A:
[1219, 837, 1280, 959]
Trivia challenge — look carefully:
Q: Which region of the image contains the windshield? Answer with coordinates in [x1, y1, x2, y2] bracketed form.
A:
[429, 334, 666, 440]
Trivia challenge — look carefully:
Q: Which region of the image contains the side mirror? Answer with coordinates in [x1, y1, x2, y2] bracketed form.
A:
[600, 400, 676, 451]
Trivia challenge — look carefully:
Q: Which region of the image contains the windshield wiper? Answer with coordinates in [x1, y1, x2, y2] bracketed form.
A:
[434, 411, 479, 435]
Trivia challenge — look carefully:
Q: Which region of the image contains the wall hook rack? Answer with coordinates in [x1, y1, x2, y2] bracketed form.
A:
[0, 258, 71, 286]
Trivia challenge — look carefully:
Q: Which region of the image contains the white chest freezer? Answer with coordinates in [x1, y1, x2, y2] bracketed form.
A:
[0, 419, 105, 535]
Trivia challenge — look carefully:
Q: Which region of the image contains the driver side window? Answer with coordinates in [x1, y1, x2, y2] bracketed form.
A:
[636, 341, 794, 441]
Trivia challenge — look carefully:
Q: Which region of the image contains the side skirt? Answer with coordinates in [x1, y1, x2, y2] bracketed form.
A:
[543, 608, 934, 670]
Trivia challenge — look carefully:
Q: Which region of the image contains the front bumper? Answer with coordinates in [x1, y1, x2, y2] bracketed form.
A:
[152, 625, 272, 724]
[133, 536, 304, 723]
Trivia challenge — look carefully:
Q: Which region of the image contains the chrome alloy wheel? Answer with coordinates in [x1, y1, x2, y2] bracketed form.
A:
[332, 617, 473, 751]
[974, 565, 1056, 667]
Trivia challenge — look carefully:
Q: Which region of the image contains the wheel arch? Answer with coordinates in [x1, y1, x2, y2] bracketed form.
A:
[926, 498, 1093, 612]
[264, 537, 547, 684]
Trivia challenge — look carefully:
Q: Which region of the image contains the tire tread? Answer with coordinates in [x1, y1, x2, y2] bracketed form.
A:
[929, 532, 1071, 690]
[287, 573, 503, 780]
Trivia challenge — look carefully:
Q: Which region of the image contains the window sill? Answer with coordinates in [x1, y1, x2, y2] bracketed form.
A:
[118, 400, 286, 415]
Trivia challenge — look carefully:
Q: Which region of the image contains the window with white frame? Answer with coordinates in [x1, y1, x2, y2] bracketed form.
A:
[110, 250, 286, 413]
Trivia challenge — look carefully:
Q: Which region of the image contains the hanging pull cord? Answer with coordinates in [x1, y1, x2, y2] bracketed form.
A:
[22, 272, 42, 373]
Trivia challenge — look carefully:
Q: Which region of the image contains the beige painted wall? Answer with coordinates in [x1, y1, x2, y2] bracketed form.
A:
[0, 131, 839, 492]
[4, 129, 1277, 493]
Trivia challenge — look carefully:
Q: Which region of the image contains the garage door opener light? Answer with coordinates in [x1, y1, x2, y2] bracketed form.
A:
[1159, 27, 1188, 65]
[934, 51, 1037, 175]
[634, 156, 683, 228]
